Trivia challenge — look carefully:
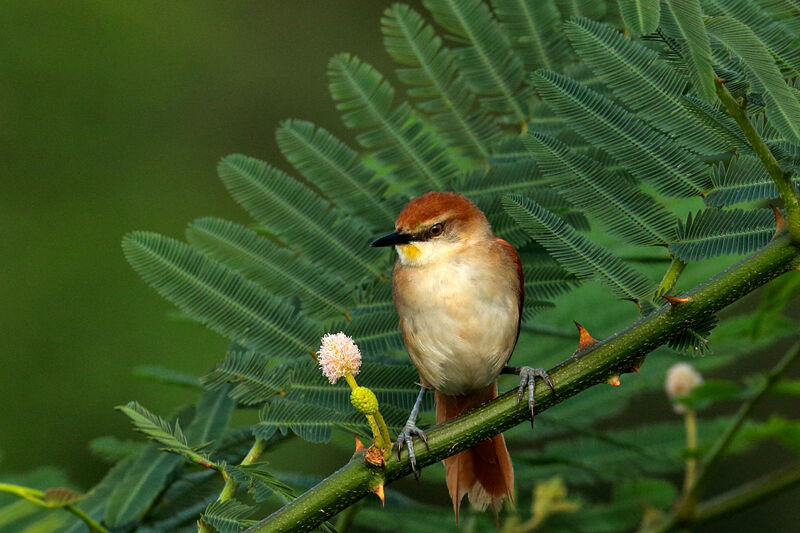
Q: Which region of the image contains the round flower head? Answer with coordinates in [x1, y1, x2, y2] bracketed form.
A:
[317, 332, 361, 384]
[665, 362, 703, 413]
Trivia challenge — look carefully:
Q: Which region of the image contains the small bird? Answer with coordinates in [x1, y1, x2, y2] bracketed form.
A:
[371, 192, 553, 519]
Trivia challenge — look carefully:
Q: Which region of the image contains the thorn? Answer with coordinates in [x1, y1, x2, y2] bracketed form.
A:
[353, 435, 365, 454]
[372, 481, 385, 506]
[573, 321, 597, 352]
[772, 205, 788, 235]
[632, 363, 641, 375]
[662, 294, 691, 307]
[607, 375, 621, 387]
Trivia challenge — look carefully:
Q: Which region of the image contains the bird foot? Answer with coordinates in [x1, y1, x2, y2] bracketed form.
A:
[514, 366, 555, 426]
[395, 422, 428, 479]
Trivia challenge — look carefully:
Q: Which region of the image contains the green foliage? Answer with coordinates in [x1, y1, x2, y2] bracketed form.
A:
[663, 0, 717, 103]
[706, 15, 800, 144]
[671, 207, 777, 261]
[618, 0, 661, 35]
[24, 1, 796, 531]
[502, 195, 655, 301]
[532, 69, 712, 198]
[122, 231, 322, 359]
[381, 4, 501, 159]
[327, 53, 461, 190]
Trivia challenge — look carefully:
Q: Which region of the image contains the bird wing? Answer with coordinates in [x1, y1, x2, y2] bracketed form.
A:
[494, 238, 524, 348]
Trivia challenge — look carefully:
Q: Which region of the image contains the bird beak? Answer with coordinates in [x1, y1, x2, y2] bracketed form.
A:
[371, 231, 412, 247]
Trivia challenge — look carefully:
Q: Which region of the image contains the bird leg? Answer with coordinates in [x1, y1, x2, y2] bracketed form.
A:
[395, 385, 429, 478]
[502, 366, 555, 426]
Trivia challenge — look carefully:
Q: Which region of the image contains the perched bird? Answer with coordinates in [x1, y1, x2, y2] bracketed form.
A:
[371, 192, 553, 519]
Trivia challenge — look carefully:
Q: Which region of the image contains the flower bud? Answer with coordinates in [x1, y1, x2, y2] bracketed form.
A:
[317, 332, 361, 384]
[665, 362, 703, 413]
[350, 386, 379, 415]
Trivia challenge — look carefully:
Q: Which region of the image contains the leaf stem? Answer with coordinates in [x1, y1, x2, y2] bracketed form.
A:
[683, 408, 698, 494]
[246, 235, 800, 533]
[198, 437, 270, 533]
[0, 483, 109, 533]
[715, 79, 800, 242]
[658, 257, 686, 295]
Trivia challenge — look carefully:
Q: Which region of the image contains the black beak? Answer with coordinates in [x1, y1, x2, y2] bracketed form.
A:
[371, 231, 412, 247]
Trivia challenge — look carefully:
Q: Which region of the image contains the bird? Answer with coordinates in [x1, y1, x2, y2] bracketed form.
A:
[371, 191, 553, 519]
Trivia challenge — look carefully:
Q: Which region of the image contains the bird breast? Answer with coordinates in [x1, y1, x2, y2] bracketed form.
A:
[393, 243, 520, 396]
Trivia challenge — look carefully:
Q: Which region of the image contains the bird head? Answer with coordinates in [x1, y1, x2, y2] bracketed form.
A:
[371, 192, 493, 266]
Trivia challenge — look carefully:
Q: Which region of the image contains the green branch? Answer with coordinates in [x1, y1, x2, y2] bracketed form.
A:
[715, 79, 800, 242]
[246, 235, 800, 533]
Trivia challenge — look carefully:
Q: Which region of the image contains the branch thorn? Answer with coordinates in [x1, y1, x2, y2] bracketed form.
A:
[772, 205, 788, 235]
[573, 321, 597, 352]
[371, 481, 385, 506]
[353, 435, 365, 454]
[662, 294, 691, 307]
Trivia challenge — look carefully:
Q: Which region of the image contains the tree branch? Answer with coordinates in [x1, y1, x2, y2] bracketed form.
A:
[715, 79, 800, 242]
[247, 235, 800, 533]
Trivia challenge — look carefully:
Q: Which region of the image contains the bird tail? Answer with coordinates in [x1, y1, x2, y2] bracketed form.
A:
[435, 382, 514, 521]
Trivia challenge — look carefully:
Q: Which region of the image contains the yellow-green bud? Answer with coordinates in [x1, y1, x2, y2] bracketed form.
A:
[350, 386, 379, 415]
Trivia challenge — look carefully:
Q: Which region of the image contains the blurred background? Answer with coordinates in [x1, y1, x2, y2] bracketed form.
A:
[1, 2, 797, 531]
[0, 0, 423, 488]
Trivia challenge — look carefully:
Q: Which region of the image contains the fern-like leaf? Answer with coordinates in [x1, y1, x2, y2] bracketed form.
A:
[618, 0, 661, 35]
[422, 0, 531, 122]
[670, 208, 777, 261]
[523, 131, 678, 245]
[704, 0, 800, 76]
[327, 53, 460, 189]
[201, 500, 255, 533]
[255, 398, 409, 443]
[502, 195, 655, 301]
[201, 348, 293, 406]
[122, 232, 321, 359]
[564, 18, 737, 154]
[555, 0, 609, 19]
[218, 153, 388, 280]
[707, 15, 800, 145]
[491, 0, 568, 71]
[381, 4, 501, 160]
[705, 154, 797, 206]
[186, 217, 353, 320]
[275, 119, 397, 231]
[662, 0, 717, 103]
[533, 70, 712, 197]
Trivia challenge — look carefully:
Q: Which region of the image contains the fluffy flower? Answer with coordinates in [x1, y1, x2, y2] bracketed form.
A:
[317, 332, 361, 384]
[665, 362, 703, 413]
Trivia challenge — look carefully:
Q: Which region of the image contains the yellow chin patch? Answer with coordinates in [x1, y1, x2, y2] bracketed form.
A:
[397, 244, 422, 262]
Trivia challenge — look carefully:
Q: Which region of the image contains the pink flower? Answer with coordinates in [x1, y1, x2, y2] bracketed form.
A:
[317, 332, 361, 384]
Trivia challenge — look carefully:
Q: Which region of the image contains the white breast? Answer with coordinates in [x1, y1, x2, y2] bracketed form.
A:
[394, 244, 520, 396]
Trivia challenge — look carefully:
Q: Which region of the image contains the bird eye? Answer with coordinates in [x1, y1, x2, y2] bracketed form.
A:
[429, 223, 444, 237]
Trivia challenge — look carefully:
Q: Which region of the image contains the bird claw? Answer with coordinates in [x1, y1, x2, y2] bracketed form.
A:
[515, 366, 555, 427]
[396, 422, 428, 479]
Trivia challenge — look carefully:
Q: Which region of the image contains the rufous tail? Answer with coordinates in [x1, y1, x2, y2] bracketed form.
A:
[435, 382, 513, 521]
